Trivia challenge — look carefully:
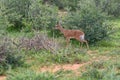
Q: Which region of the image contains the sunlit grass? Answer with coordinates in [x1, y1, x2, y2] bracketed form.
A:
[3, 18, 120, 80]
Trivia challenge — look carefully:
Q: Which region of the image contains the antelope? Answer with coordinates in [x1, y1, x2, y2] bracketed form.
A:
[55, 22, 89, 49]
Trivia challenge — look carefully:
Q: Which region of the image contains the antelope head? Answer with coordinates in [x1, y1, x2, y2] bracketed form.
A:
[55, 21, 62, 30]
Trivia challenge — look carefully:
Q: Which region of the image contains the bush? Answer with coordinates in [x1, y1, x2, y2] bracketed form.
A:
[0, 36, 24, 75]
[43, 0, 65, 10]
[0, 2, 9, 33]
[1, 0, 58, 31]
[82, 68, 104, 79]
[62, 0, 110, 44]
[82, 66, 120, 80]
[28, 0, 58, 30]
[44, 0, 120, 16]
[43, 0, 81, 11]
[94, 0, 120, 17]
[1, 0, 31, 31]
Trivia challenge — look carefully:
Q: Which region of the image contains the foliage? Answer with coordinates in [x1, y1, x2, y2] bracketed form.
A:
[0, 0, 58, 31]
[7, 70, 56, 80]
[0, 36, 24, 75]
[7, 60, 120, 80]
[7, 69, 83, 80]
[0, 1, 9, 33]
[28, 0, 58, 30]
[45, 0, 120, 16]
[15, 33, 59, 53]
[25, 48, 89, 66]
[43, 0, 81, 11]
[0, 0, 120, 32]
[0, 0, 120, 79]
[82, 61, 120, 80]
[1, 0, 31, 31]
[94, 0, 120, 17]
[62, 0, 110, 44]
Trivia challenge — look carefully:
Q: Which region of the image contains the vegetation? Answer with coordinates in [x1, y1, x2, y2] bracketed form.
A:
[0, 35, 25, 75]
[63, 3, 108, 43]
[0, 0, 120, 80]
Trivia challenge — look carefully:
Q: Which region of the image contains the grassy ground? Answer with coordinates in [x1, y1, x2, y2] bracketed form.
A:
[0, 18, 120, 80]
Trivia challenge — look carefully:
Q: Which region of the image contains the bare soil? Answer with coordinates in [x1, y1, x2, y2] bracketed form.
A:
[0, 76, 6, 80]
[40, 62, 90, 73]
[39, 50, 110, 74]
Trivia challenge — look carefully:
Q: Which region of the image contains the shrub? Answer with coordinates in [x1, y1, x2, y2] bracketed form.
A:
[94, 0, 120, 17]
[62, 0, 111, 44]
[17, 33, 59, 53]
[45, 0, 120, 16]
[28, 0, 58, 30]
[43, 0, 79, 11]
[42, 0, 65, 10]
[0, 36, 24, 75]
[0, 2, 9, 33]
[1, 0, 58, 31]
[81, 60, 120, 80]
[1, 0, 31, 31]
[82, 68, 104, 79]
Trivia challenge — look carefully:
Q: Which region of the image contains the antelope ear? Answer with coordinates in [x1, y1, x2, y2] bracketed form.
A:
[58, 21, 62, 25]
[57, 21, 62, 26]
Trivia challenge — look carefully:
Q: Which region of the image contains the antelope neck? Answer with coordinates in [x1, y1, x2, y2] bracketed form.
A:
[59, 26, 65, 33]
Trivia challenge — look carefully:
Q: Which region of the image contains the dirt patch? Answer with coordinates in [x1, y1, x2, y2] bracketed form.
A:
[39, 54, 110, 74]
[40, 62, 90, 74]
[0, 76, 6, 80]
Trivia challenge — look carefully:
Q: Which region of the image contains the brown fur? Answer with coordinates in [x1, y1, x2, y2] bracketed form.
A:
[55, 23, 89, 49]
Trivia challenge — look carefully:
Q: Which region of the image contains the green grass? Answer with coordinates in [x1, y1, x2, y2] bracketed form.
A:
[1, 18, 120, 80]
[24, 49, 90, 68]
[7, 69, 84, 80]
[7, 70, 56, 80]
